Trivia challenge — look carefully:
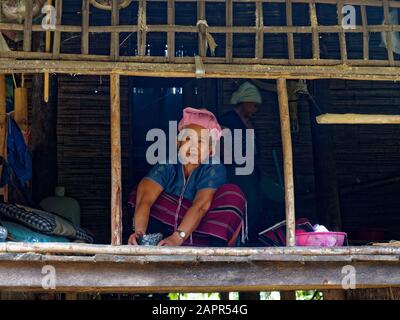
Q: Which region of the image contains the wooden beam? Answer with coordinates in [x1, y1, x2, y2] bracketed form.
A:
[277, 78, 296, 247]
[0, 252, 400, 293]
[4, 60, 400, 81]
[23, 0, 33, 52]
[316, 113, 400, 124]
[110, 73, 122, 246]
[81, 0, 90, 55]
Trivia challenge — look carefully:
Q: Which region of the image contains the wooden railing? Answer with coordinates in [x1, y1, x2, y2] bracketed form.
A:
[0, 0, 399, 67]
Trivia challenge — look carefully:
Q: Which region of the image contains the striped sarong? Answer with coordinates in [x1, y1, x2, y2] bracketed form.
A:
[128, 184, 247, 247]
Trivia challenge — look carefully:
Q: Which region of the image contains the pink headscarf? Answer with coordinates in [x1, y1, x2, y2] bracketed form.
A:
[178, 107, 222, 140]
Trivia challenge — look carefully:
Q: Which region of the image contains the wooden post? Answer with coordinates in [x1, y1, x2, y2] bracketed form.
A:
[309, 2, 320, 59]
[167, 0, 175, 62]
[323, 289, 346, 300]
[197, 0, 207, 57]
[255, 1, 264, 60]
[337, 1, 348, 64]
[277, 78, 296, 247]
[286, 0, 295, 64]
[23, 0, 33, 52]
[14, 87, 29, 144]
[110, 73, 122, 246]
[111, 0, 120, 60]
[225, 0, 233, 63]
[360, 5, 369, 60]
[383, 0, 395, 66]
[137, 0, 147, 56]
[53, 0, 63, 58]
[280, 291, 296, 300]
[81, 0, 90, 55]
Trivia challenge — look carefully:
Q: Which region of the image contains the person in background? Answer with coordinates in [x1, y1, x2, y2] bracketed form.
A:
[219, 81, 263, 244]
[128, 107, 247, 247]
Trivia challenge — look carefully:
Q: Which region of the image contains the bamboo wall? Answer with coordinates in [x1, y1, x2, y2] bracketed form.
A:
[57, 76, 131, 243]
[329, 80, 400, 239]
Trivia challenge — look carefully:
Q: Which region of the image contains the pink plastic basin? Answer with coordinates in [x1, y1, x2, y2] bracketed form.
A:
[295, 232, 347, 247]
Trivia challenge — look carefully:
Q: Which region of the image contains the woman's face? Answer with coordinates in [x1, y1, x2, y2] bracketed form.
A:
[239, 102, 259, 118]
[178, 124, 213, 165]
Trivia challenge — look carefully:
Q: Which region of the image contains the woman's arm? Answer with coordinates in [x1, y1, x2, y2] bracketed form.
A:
[128, 178, 163, 245]
[158, 188, 215, 246]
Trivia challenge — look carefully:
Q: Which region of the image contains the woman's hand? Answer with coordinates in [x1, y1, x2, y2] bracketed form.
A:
[158, 232, 184, 246]
[128, 231, 144, 245]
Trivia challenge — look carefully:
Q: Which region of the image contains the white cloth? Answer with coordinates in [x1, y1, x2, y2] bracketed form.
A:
[230, 81, 262, 105]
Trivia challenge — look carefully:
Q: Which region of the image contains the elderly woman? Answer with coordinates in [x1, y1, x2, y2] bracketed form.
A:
[128, 107, 246, 247]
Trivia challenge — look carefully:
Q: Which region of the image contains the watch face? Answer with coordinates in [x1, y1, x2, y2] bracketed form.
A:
[178, 231, 186, 239]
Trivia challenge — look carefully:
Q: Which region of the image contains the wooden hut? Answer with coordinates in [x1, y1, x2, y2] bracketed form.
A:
[0, 0, 400, 299]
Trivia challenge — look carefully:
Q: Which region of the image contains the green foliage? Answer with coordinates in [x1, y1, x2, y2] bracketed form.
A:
[296, 290, 323, 300]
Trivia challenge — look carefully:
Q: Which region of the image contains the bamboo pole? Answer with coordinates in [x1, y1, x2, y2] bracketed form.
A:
[316, 113, 400, 124]
[4, 60, 400, 81]
[110, 73, 122, 246]
[137, 0, 147, 56]
[167, 0, 175, 62]
[360, 5, 369, 60]
[23, 0, 33, 52]
[383, 0, 395, 66]
[53, 0, 63, 58]
[44, 0, 53, 103]
[337, 0, 348, 63]
[111, 0, 120, 60]
[197, 0, 207, 57]
[225, 0, 233, 63]
[255, 1, 264, 59]
[277, 78, 296, 247]
[14, 87, 29, 144]
[1, 242, 400, 257]
[81, 0, 90, 55]
[309, 2, 320, 59]
[286, 0, 295, 63]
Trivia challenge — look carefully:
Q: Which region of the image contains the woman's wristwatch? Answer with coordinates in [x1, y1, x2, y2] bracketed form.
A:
[175, 229, 187, 240]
